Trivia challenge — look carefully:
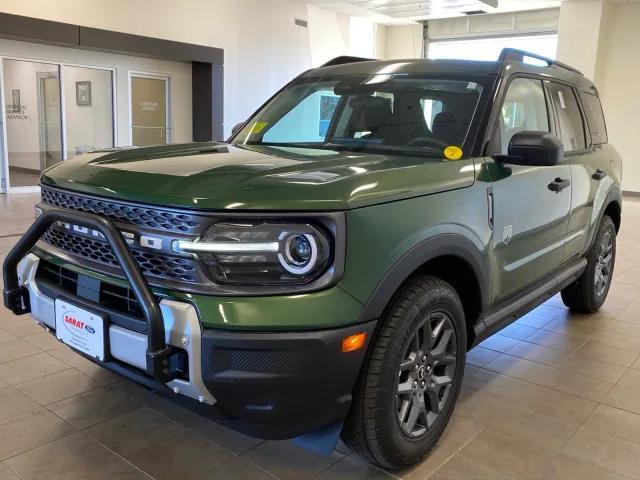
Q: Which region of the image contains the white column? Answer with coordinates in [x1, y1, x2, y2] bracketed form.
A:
[556, 0, 606, 80]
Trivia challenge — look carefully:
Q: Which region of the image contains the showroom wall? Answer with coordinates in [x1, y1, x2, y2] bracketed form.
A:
[557, 0, 606, 80]
[62, 66, 113, 157]
[0, 0, 312, 138]
[383, 24, 424, 59]
[593, 2, 640, 193]
[2, 59, 53, 170]
[307, 5, 378, 66]
[0, 1, 398, 140]
[0, 38, 193, 146]
[557, 0, 640, 192]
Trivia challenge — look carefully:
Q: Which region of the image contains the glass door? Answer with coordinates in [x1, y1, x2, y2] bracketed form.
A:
[130, 74, 170, 146]
[2, 59, 62, 187]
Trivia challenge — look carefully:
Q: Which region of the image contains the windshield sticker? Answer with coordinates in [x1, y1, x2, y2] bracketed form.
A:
[250, 122, 268, 134]
[443, 146, 463, 161]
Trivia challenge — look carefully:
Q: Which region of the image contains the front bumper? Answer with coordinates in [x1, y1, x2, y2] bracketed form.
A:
[17, 253, 215, 404]
[201, 319, 377, 439]
[14, 253, 377, 439]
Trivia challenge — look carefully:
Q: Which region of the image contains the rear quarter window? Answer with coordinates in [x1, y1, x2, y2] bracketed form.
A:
[581, 92, 608, 144]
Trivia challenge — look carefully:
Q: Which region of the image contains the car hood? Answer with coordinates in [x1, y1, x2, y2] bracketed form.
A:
[41, 142, 476, 210]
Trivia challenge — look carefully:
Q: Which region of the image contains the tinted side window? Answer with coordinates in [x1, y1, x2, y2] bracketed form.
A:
[549, 83, 586, 152]
[581, 92, 608, 144]
[495, 78, 549, 154]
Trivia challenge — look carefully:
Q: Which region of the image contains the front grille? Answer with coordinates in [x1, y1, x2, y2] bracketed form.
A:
[36, 259, 147, 318]
[42, 226, 198, 283]
[41, 186, 206, 234]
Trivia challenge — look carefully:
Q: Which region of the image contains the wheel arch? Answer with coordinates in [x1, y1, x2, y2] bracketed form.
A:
[359, 234, 489, 348]
[604, 198, 621, 233]
[587, 185, 622, 253]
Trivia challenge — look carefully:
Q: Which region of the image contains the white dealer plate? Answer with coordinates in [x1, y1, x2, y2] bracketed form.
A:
[55, 300, 105, 361]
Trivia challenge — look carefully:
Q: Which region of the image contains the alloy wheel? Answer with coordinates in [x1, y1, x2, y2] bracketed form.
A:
[396, 311, 457, 438]
[595, 230, 613, 297]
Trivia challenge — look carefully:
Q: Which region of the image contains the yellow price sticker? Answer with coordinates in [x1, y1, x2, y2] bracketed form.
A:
[443, 146, 463, 161]
[250, 122, 268, 134]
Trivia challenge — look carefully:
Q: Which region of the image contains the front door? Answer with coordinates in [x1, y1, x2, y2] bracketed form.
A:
[486, 76, 572, 303]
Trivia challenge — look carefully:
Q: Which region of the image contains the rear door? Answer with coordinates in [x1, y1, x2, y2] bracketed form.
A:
[486, 76, 573, 303]
[548, 83, 611, 261]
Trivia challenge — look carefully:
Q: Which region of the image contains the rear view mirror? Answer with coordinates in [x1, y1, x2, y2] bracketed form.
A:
[494, 131, 563, 166]
[334, 82, 376, 96]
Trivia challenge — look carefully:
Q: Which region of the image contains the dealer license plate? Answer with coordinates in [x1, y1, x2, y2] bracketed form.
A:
[55, 299, 105, 361]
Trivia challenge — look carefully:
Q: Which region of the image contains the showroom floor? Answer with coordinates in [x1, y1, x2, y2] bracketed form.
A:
[1, 193, 640, 480]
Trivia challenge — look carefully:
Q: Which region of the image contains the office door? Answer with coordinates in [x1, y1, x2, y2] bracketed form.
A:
[130, 74, 170, 146]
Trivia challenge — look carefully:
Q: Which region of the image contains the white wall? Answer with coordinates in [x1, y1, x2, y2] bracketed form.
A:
[592, 3, 640, 192]
[307, 5, 377, 66]
[0, 38, 193, 148]
[383, 24, 423, 60]
[557, 0, 606, 80]
[557, 0, 640, 192]
[0, 0, 313, 138]
[375, 24, 388, 60]
[63, 66, 114, 156]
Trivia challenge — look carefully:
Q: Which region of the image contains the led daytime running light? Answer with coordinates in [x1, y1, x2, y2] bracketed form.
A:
[173, 240, 280, 254]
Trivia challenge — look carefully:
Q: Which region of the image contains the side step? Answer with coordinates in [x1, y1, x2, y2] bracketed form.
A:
[473, 258, 587, 346]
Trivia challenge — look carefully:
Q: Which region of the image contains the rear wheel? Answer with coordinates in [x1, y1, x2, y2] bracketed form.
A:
[342, 275, 466, 469]
[561, 215, 616, 313]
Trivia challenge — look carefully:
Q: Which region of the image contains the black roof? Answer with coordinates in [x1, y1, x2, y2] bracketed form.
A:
[307, 48, 596, 92]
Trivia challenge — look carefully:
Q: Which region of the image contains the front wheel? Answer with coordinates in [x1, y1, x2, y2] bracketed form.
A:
[342, 275, 467, 469]
[561, 215, 616, 313]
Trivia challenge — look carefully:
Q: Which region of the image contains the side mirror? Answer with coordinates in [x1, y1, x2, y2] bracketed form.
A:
[231, 122, 245, 136]
[494, 131, 564, 166]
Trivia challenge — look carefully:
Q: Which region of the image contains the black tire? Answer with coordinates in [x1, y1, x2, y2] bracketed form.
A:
[342, 275, 467, 469]
[561, 215, 616, 313]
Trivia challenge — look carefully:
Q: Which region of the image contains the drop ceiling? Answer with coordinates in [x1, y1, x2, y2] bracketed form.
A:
[303, 0, 561, 23]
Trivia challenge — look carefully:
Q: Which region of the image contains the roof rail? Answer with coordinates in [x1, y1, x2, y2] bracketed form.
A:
[498, 48, 583, 76]
[321, 56, 374, 67]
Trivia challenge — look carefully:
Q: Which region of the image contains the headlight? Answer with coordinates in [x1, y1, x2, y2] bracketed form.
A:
[173, 221, 333, 286]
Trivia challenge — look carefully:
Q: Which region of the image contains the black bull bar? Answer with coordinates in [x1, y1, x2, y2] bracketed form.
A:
[2, 207, 175, 383]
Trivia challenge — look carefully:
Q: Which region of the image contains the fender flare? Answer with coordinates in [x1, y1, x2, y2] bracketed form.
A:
[586, 184, 622, 252]
[358, 233, 490, 322]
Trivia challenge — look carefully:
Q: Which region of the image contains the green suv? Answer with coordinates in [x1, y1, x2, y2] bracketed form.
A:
[3, 48, 621, 469]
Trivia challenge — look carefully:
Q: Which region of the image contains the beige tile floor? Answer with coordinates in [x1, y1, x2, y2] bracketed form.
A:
[1, 192, 640, 479]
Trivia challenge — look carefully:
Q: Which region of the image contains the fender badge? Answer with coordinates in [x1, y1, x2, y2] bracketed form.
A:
[503, 225, 513, 245]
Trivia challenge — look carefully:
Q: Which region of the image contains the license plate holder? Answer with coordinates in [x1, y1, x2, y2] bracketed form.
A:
[55, 299, 106, 361]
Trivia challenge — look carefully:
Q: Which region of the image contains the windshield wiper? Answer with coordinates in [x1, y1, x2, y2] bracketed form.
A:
[323, 142, 442, 158]
[246, 141, 442, 158]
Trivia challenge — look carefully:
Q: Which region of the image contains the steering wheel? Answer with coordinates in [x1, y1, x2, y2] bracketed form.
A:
[405, 136, 450, 150]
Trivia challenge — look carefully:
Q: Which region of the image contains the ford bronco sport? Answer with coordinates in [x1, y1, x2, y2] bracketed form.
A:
[3, 48, 621, 469]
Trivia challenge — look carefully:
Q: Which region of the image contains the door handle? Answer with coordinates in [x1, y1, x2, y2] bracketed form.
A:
[592, 169, 608, 180]
[548, 177, 570, 193]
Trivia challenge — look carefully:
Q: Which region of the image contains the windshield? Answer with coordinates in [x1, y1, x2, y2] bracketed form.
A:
[232, 74, 485, 158]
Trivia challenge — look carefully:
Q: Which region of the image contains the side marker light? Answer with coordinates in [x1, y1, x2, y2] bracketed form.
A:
[342, 332, 367, 353]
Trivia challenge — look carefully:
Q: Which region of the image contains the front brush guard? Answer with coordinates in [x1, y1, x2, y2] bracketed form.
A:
[2, 207, 175, 383]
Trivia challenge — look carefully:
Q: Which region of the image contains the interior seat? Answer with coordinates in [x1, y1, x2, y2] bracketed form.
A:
[432, 111, 466, 146]
[345, 96, 393, 139]
[372, 94, 429, 145]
